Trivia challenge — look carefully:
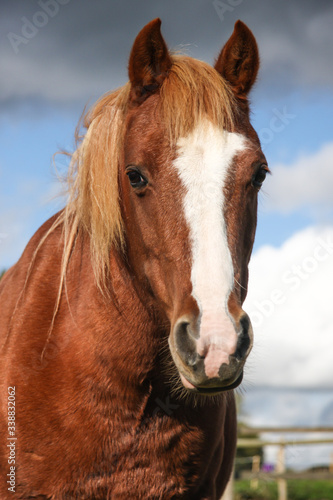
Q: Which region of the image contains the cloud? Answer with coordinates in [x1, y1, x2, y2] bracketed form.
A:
[243, 225, 333, 388]
[1, 0, 332, 109]
[257, 3, 333, 91]
[264, 142, 333, 215]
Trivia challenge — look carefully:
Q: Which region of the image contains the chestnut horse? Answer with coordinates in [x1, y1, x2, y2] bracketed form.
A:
[0, 19, 268, 499]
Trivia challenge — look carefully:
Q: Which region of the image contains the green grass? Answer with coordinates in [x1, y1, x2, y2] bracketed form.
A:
[234, 479, 276, 500]
[234, 479, 333, 500]
[288, 480, 333, 500]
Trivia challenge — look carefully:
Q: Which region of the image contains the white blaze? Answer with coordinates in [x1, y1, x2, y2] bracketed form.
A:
[173, 120, 246, 377]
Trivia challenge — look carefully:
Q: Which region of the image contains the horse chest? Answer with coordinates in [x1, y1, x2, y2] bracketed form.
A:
[58, 408, 225, 499]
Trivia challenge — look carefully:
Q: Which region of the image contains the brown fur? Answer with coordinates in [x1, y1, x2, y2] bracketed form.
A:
[0, 19, 263, 499]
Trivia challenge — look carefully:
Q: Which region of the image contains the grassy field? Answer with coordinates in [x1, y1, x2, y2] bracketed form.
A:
[234, 479, 333, 500]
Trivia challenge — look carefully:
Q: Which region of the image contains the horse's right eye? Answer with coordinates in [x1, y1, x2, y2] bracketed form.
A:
[126, 169, 148, 189]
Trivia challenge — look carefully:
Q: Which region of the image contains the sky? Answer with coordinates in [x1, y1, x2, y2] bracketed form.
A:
[1, 0, 333, 452]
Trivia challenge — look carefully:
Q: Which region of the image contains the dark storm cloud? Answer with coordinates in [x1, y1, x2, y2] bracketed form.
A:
[1, 0, 332, 109]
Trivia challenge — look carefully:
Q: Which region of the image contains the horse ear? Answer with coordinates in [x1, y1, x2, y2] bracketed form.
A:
[128, 18, 172, 103]
[214, 20, 259, 98]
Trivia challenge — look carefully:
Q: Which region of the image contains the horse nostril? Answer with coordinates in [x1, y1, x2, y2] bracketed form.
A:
[234, 314, 252, 361]
[174, 319, 199, 367]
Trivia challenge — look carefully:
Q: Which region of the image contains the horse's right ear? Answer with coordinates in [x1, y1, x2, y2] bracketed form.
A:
[128, 18, 172, 104]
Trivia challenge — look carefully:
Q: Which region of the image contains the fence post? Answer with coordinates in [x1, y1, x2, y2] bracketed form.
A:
[276, 443, 287, 500]
[250, 455, 261, 489]
[330, 452, 333, 474]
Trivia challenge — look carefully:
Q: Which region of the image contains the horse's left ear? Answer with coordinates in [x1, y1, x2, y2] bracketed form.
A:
[128, 18, 172, 103]
[214, 20, 259, 98]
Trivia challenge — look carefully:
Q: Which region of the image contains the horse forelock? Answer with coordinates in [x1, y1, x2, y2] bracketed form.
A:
[159, 55, 236, 142]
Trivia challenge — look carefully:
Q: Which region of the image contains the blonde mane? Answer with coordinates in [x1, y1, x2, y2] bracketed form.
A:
[48, 56, 237, 296]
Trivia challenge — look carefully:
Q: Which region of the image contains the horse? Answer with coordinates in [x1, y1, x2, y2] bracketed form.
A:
[0, 18, 268, 499]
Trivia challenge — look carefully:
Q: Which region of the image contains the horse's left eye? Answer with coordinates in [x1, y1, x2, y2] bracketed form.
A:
[252, 165, 269, 189]
[126, 169, 148, 189]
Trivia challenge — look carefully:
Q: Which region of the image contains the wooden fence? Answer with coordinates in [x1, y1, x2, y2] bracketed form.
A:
[222, 427, 333, 500]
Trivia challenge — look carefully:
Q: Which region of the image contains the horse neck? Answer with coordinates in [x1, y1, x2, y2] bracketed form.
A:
[61, 235, 165, 392]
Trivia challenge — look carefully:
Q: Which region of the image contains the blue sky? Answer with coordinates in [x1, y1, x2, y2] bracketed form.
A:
[1, 0, 333, 440]
[251, 87, 333, 248]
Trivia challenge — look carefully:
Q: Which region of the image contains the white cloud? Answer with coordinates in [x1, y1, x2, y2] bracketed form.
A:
[264, 142, 333, 214]
[243, 225, 333, 388]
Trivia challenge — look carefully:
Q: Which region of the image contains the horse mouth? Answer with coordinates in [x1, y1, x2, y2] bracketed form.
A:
[180, 371, 243, 396]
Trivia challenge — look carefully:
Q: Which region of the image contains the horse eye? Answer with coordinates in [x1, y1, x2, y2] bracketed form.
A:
[126, 169, 148, 189]
[252, 165, 269, 189]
